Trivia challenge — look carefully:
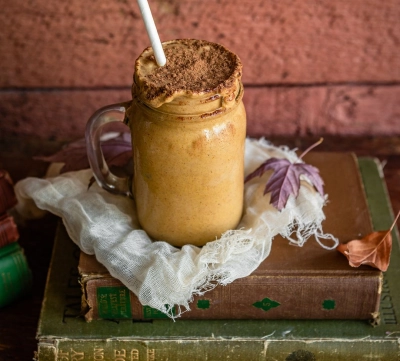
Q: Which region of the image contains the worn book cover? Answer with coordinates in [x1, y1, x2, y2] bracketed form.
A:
[0, 214, 19, 249]
[79, 152, 382, 321]
[35, 156, 400, 361]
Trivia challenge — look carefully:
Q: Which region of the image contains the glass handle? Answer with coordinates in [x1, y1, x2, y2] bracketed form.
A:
[85, 103, 132, 197]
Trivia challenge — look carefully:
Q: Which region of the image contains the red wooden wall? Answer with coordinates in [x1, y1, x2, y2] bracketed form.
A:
[1, 0, 399, 141]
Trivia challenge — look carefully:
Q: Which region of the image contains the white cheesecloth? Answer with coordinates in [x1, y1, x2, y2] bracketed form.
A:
[14, 138, 338, 318]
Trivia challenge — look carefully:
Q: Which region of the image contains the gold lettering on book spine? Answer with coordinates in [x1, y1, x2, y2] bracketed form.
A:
[94, 347, 105, 360]
[114, 348, 127, 361]
[57, 349, 85, 361]
[381, 279, 398, 325]
[110, 293, 119, 315]
[147, 349, 155, 361]
[71, 349, 85, 361]
[57, 350, 69, 361]
[131, 349, 140, 360]
[119, 288, 128, 314]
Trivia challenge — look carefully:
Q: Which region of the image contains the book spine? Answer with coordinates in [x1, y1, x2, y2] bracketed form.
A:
[0, 214, 19, 248]
[81, 272, 382, 321]
[0, 242, 32, 308]
[35, 338, 400, 361]
[0, 170, 17, 214]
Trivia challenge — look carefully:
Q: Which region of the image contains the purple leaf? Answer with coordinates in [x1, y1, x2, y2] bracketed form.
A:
[34, 138, 89, 173]
[98, 132, 132, 169]
[245, 157, 324, 211]
[35, 132, 132, 174]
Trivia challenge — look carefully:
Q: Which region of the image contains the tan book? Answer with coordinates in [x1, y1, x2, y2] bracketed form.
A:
[79, 152, 382, 321]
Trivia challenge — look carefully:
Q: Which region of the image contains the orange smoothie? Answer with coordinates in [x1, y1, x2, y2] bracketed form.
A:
[124, 39, 246, 247]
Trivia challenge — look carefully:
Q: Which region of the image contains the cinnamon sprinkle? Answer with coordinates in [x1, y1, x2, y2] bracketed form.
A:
[135, 39, 242, 102]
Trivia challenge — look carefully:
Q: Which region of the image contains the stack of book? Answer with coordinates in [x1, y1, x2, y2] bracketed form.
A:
[0, 170, 32, 308]
[35, 154, 400, 360]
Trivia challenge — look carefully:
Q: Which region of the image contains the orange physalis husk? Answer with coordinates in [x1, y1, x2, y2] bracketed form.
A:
[336, 211, 400, 272]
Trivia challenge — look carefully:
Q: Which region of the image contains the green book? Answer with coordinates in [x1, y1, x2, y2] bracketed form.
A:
[35, 157, 400, 361]
[0, 241, 32, 308]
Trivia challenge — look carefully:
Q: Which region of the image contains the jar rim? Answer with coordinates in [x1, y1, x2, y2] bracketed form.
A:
[131, 81, 244, 122]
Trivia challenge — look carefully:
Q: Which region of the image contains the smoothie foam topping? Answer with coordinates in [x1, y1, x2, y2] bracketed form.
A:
[134, 39, 242, 107]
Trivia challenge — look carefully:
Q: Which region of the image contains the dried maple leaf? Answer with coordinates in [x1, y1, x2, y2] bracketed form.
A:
[337, 211, 399, 271]
[35, 132, 132, 175]
[245, 138, 324, 211]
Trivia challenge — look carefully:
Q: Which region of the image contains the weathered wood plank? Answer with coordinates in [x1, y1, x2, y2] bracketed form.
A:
[0, 89, 131, 140]
[1, 85, 399, 141]
[245, 85, 400, 136]
[1, 0, 399, 87]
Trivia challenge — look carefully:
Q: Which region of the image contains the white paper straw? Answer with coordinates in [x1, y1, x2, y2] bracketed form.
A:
[136, 0, 166, 66]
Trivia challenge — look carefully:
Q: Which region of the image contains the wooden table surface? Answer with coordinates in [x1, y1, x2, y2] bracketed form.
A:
[0, 134, 399, 360]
